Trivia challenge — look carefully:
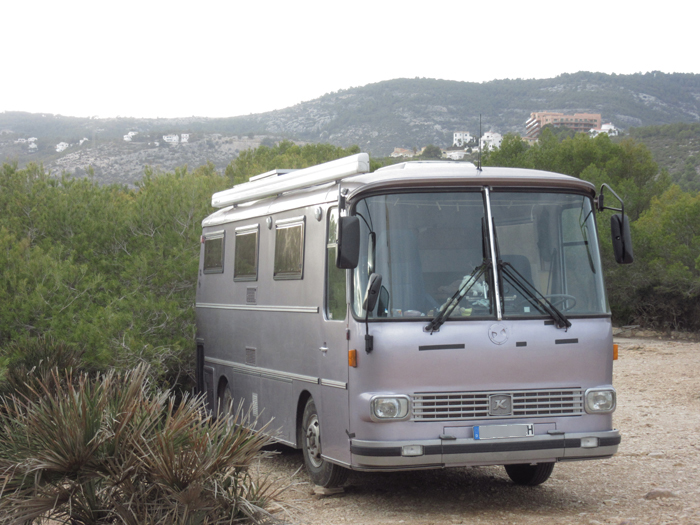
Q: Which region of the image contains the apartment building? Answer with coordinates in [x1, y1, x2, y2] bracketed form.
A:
[525, 112, 602, 139]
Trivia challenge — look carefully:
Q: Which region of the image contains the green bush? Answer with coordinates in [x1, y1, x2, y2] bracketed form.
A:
[0, 365, 285, 524]
[0, 335, 86, 399]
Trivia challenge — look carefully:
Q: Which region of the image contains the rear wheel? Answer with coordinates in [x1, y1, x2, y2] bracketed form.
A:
[301, 398, 349, 488]
[504, 462, 555, 486]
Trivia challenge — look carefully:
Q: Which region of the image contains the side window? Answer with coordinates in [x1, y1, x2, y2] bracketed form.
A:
[326, 208, 346, 320]
[274, 216, 305, 280]
[234, 225, 259, 281]
[203, 231, 225, 274]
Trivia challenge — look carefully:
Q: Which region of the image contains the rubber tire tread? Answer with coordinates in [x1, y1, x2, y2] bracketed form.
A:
[504, 462, 555, 486]
[301, 398, 349, 488]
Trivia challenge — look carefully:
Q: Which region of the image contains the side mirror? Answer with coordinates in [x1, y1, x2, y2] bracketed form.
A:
[336, 216, 360, 269]
[363, 273, 383, 313]
[611, 214, 634, 264]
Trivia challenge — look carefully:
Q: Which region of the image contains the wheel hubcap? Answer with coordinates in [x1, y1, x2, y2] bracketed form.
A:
[305, 414, 323, 468]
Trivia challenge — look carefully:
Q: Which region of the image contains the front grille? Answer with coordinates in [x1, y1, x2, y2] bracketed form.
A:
[412, 388, 584, 421]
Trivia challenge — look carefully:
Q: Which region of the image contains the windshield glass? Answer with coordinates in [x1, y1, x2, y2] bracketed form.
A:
[352, 190, 609, 320]
[491, 191, 608, 317]
[352, 192, 490, 319]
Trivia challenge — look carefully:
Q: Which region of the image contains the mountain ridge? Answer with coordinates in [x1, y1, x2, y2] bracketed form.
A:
[2, 71, 700, 184]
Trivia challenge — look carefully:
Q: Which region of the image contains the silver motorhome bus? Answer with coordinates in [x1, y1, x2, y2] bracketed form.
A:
[196, 153, 633, 488]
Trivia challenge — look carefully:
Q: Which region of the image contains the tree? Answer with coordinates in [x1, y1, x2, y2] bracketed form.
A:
[419, 144, 442, 159]
[224, 141, 361, 186]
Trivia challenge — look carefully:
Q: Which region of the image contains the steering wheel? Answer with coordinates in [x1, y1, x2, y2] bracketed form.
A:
[544, 294, 577, 311]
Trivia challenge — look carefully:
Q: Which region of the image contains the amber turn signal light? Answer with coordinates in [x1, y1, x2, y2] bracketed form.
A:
[613, 343, 619, 361]
[348, 349, 357, 367]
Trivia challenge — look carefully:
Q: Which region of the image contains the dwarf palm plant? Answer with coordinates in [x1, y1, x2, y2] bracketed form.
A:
[0, 365, 284, 524]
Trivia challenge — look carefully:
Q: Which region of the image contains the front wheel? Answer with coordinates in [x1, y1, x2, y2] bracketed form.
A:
[504, 462, 555, 486]
[301, 398, 349, 488]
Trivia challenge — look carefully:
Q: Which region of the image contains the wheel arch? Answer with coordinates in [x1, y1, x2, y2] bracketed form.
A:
[296, 389, 312, 448]
[216, 374, 230, 417]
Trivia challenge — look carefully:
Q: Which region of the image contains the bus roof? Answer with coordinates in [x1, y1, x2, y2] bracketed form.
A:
[203, 156, 596, 228]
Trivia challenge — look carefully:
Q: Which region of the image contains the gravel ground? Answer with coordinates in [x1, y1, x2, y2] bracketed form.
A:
[258, 336, 700, 525]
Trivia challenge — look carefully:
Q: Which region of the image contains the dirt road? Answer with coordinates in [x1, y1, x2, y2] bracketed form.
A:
[260, 337, 700, 525]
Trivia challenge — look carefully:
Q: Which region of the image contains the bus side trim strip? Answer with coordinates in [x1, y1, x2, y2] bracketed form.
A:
[205, 356, 338, 386]
[197, 303, 319, 314]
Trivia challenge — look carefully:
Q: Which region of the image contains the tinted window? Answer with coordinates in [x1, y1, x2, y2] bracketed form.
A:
[326, 208, 346, 320]
[203, 232, 224, 274]
[234, 227, 258, 281]
[274, 219, 305, 280]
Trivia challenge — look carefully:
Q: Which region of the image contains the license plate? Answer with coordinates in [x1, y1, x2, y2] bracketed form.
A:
[474, 423, 535, 440]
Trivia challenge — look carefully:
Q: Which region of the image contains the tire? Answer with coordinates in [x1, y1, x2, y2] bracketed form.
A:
[301, 398, 349, 488]
[504, 462, 555, 486]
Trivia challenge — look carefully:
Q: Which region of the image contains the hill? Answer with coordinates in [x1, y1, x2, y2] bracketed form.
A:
[628, 123, 700, 192]
[2, 71, 700, 184]
[254, 72, 700, 153]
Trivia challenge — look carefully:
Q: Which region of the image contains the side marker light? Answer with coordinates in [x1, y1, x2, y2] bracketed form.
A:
[349, 349, 357, 368]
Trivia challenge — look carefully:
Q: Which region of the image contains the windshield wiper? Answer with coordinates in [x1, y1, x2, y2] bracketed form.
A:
[426, 262, 489, 333]
[500, 262, 571, 329]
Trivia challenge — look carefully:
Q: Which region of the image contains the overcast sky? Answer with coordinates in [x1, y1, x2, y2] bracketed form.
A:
[2, 0, 698, 119]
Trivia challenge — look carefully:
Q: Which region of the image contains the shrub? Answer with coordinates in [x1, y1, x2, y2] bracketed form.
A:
[0, 335, 86, 399]
[0, 365, 285, 524]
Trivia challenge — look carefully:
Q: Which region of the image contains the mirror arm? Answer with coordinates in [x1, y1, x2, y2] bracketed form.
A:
[597, 183, 625, 219]
[338, 185, 348, 211]
[365, 311, 373, 353]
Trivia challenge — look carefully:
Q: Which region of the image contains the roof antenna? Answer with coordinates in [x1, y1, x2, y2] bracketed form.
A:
[477, 114, 483, 173]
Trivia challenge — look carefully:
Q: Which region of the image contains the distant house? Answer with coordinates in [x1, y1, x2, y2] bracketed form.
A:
[124, 131, 139, 142]
[55, 142, 69, 152]
[163, 134, 179, 144]
[28, 143, 38, 152]
[181, 133, 190, 143]
[14, 138, 27, 144]
[390, 147, 414, 158]
[480, 132, 502, 151]
[453, 131, 473, 147]
[28, 137, 37, 143]
[590, 123, 619, 137]
[79, 137, 89, 146]
[445, 150, 466, 160]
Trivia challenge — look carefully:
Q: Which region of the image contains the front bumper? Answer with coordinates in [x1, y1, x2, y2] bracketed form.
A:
[349, 430, 621, 471]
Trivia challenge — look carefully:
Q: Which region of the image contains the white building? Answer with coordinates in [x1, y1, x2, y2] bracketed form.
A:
[124, 131, 139, 142]
[163, 134, 179, 144]
[445, 150, 466, 160]
[480, 132, 502, 151]
[453, 131, 473, 147]
[55, 142, 69, 152]
[590, 123, 619, 138]
[181, 133, 190, 143]
[390, 147, 414, 158]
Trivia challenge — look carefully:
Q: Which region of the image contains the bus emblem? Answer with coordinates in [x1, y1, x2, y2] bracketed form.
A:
[488, 323, 509, 345]
[489, 394, 512, 416]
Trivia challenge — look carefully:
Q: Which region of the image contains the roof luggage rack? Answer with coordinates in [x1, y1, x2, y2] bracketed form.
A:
[212, 153, 370, 208]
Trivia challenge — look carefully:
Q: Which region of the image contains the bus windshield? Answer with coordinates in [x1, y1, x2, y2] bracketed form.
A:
[351, 190, 609, 321]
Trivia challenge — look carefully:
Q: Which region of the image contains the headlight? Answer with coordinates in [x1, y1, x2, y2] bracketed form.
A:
[370, 396, 410, 421]
[584, 388, 616, 413]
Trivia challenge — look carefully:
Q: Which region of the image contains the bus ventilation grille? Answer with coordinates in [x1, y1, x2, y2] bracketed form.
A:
[412, 389, 584, 421]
